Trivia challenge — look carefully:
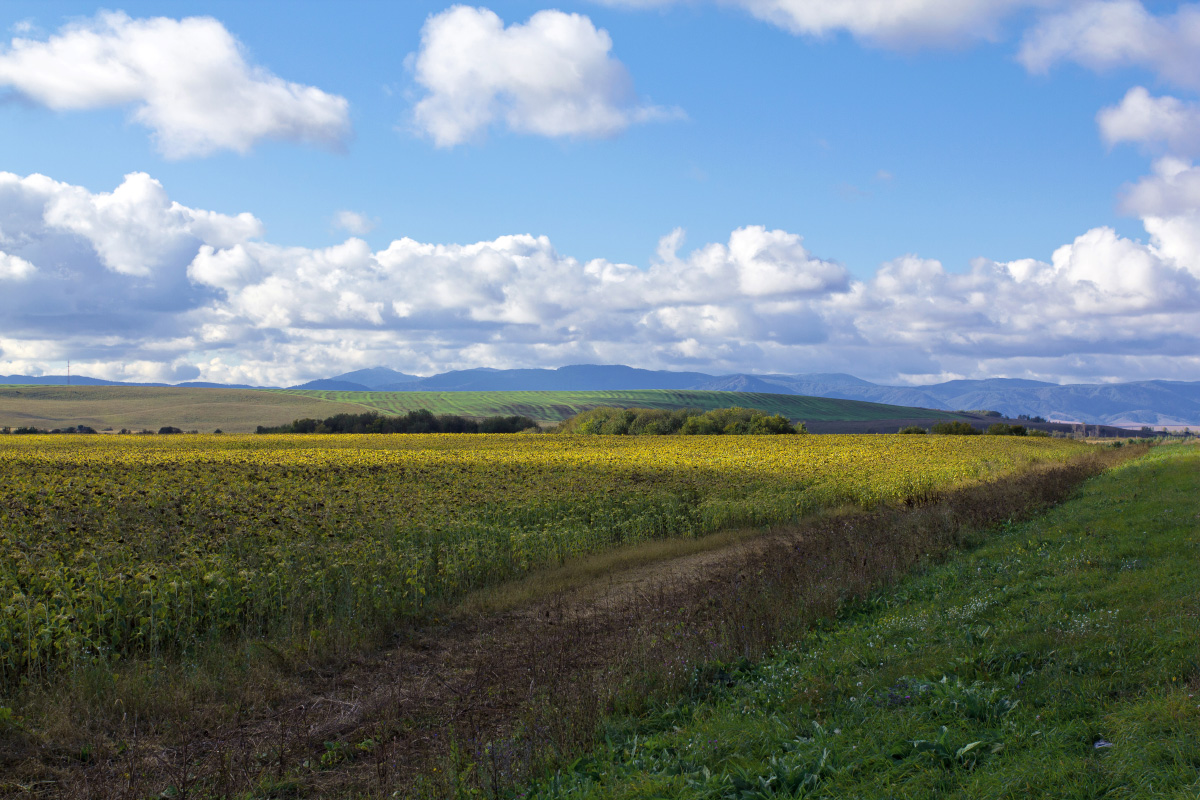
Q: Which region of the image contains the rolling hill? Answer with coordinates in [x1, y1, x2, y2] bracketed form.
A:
[6, 364, 1199, 426]
[304, 366, 1200, 426]
[274, 388, 968, 426]
[0, 386, 973, 434]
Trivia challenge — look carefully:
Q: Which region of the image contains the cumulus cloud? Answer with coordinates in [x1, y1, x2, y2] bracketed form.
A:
[0, 11, 350, 158]
[0, 170, 260, 342]
[732, 0, 1060, 45]
[1098, 87, 1200, 157]
[411, 6, 680, 146]
[332, 210, 377, 235]
[0, 251, 36, 280]
[1120, 157, 1200, 217]
[1, 169, 1199, 386]
[595, 0, 1062, 45]
[40, 172, 262, 277]
[1019, 1, 1200, 89]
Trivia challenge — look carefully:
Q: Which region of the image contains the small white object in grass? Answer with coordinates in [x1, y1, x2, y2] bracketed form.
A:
[1094, 739, 1114, 748]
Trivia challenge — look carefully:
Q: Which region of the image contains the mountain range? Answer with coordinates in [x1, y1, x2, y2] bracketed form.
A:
[5, 365, 1199, 427]
[293, 365, 1200, 427]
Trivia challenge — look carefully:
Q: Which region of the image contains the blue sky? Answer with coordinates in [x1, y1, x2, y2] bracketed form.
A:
[1, 1, 1199, 385]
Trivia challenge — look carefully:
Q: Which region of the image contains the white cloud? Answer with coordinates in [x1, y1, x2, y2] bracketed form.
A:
[0, 170, 259, 342]
[734, 0, 1057, 45]
[1120, 157, 1200, 217]
[592, 0, 683, 6]
[40, 172, 262, 277]
[411, 6, 680, 146]
[332, 210, 377, 235]
[595, 0, 1062, 45]
[1019, 1, 1200, 89]
[1098, 87, 1200, 157]
[0, 169, 1198, 386]
[0, 251, 35, 280]
[0, 11, 350, 158]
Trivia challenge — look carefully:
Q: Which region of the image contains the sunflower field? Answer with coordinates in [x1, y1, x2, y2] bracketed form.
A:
[0, 433, 1087, 688]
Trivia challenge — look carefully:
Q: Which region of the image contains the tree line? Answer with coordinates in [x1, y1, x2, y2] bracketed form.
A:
[255, 410, 540, 434]
[900, 421, 1047, 436]
[554, 406, 806, 435]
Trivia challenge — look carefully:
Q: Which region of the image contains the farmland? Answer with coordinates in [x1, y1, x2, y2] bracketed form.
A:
[517, 443, 1200, 799]
[275, 388, 969, 426]
[0, 386, 369, 434]
[0, 433, 1088, 689]
[0, 385, 976, 434]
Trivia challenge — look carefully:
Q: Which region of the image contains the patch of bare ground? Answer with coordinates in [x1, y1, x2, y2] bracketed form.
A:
[3, 447, 1141, 799]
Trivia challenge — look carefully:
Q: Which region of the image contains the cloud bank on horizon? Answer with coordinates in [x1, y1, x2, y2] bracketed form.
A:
[0, 2, 1199, 386]
[1, 167, 1198, 387]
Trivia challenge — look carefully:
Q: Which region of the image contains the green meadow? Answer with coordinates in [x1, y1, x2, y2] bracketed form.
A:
[517, 443, 1200, 799]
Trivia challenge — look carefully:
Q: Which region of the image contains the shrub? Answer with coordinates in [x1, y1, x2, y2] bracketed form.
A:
[477, 415, 540, 434]
[931, 421, 980, 435]
[898, 425, 927, 434]
[559, 406, 804, 435]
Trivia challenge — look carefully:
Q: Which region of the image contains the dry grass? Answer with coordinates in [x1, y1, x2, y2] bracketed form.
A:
[0, 386, 369, 433]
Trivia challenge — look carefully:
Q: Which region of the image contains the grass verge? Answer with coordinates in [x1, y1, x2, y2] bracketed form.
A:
[515, 443, 1200, 799]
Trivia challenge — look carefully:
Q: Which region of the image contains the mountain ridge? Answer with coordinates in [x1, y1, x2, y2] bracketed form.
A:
[5, 366, 1199, 426]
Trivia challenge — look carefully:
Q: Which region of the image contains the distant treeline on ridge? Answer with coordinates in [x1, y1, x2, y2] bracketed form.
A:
[256, 410, 539, 434]
[555, 406, 806, 435]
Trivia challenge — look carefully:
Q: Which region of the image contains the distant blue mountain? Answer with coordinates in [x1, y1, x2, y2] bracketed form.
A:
[175, 381, 262, 389]
[299, 365, 1200, 425]
[329, 367, 421, 388]
[399, 365, 717, 392]
[0, 375, 262, 390]
[289, 379, 375, 391]
[0, 374, 134, 386]
[6, 366, 1199, 426]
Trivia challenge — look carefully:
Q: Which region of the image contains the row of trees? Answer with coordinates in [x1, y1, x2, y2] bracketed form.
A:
[900, 421, 1046, 436]
[555, 406, 806, 435]
[256, 410, 540, 435]
[2, 424, 98, 434]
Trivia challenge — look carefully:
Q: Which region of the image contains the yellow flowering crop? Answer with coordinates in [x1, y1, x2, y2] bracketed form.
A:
[0, 433, 1087, 686]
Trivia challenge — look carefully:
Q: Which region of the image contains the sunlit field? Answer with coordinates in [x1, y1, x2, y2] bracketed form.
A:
[0, 433, 1089, 688]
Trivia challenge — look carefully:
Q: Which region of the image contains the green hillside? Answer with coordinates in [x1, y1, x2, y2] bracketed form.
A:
[274, 388, 963, 424]
[0, 386, 972, 433]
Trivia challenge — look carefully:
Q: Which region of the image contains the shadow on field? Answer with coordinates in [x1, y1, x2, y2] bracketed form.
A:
[22, 446, 1140, 799]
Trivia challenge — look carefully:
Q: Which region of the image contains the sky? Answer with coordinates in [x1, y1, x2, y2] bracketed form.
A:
[1, 0, 1199, 386]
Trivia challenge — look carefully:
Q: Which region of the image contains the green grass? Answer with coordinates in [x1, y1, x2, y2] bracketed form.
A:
[274, 388, 965, 424]
[520, 443, 1200, 799]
